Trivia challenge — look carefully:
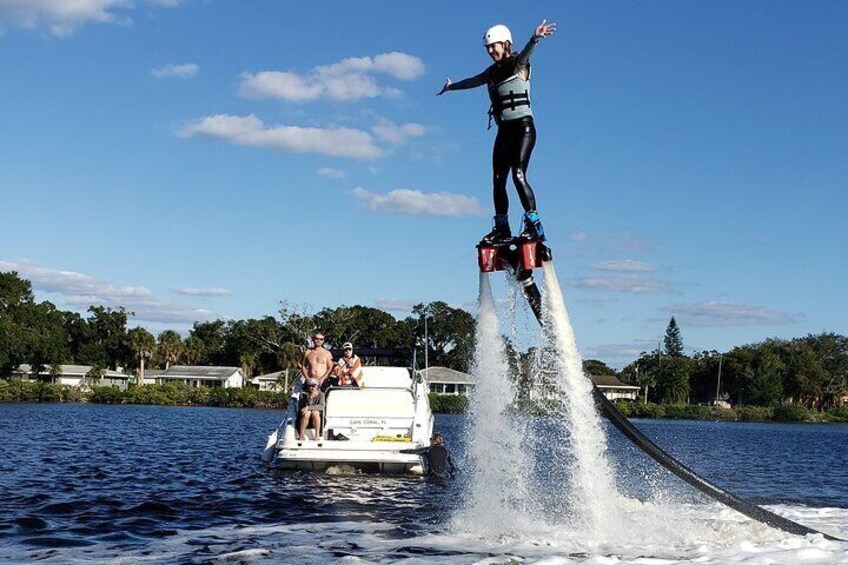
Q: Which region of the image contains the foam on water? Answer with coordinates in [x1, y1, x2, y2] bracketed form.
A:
[11, 506, 847, 564]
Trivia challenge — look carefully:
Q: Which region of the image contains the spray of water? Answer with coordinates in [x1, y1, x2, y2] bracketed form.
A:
[539, 261, 623, 535]
[459, 263, 734, 548]
[456, 272, 533, 536]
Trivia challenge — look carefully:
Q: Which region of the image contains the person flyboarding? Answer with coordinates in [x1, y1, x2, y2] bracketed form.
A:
[438, 19, 557, 245]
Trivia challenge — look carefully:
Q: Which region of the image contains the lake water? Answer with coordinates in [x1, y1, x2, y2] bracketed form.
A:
[1, 403, 847, 563]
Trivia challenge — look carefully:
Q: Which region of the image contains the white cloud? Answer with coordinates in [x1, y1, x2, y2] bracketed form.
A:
[663, 301, 797, 327]
[569, 230, 657, 256]
[178, 114, 382, 160]
[238, 52, 425, 102]
[371, 119, 426, 145]
[0, 260, 221, 325]
[171, 286, 233, 297]
[152, 63, 199, 79]
[573, 275, 672, 294]
[592, 259, 655, 273]
[352, 187, 486, 217]
[373, 298, 416, 313]
[0, 0, 179, 36]
[317, 167, 346, 180]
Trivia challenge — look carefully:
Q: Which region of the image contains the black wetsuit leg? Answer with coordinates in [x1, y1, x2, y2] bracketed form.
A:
[509, 117, 537, 212]
[492, 117, 538, 215]
[492, 126, 511, 216]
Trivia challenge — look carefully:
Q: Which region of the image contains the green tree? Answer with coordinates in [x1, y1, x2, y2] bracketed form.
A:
[188, 320, 227, 365]
[583, 359, 617, 376]
[778, 340, 826, 408]
[655, 355, 690, 404]
[80, 306, 132, 370]
[663, 317, 684, 357]
[689, 350, 723, 404]
[49, 363, 63, 384]
[128, 327, 156, 384]
[157, 330, 183, 369]
[726, 344, 784, 406]
[0, 271, 68, 376]
[622, 350, 660, 402]
[182, 335, 204, 366]
[314, 305, 409, 351]
[86, 364, 106, 387]
[406, 301, 475, 372]
[239, 352, 256, 379]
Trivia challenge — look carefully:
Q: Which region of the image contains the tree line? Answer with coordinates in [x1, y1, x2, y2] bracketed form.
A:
[3, 270, 846, 410]
[619, 317, 848, 410]
[0, 271, 475, 381]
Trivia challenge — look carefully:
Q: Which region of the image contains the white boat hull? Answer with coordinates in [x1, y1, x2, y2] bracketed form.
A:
[273, 439, 424, 474]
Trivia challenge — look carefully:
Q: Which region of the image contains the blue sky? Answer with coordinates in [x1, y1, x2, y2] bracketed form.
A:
[1, 1, 845, 368]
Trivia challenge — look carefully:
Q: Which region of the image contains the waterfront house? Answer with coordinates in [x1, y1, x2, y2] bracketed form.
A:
[528, 369, 641, 402]
[417, 366, 475, 396]
[589, 374, 641, 401]
[154, 366, 245, 388]
[250, 370, 297, 392]
[13, 364, 131, 390]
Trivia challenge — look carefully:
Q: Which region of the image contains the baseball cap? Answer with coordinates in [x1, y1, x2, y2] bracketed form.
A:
[342, 342, 353, 349]
[306, 378, 319, 387]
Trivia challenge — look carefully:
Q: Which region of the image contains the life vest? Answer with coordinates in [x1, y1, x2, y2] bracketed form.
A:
[487, 62, 532, 125]
[337, 354, 363, 386]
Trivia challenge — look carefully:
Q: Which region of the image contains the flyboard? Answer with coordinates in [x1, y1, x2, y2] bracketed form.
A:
[477, 235, 842, 540]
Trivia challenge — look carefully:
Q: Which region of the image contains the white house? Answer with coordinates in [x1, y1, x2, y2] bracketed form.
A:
[13, 364, 131, 390]
[250, 370, 297, 392]
[589, 374, 641, 401]
[528, 368, 640, 402]
[155, 366, 244, 388]
[417, 366, 475, 397]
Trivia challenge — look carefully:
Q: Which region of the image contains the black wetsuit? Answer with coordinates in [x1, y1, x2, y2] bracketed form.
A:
[446, 37, 540, 216]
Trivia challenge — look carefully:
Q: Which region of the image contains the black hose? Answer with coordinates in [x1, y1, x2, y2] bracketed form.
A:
[522, 275, 843, 540]
[592, 388, 841, 540]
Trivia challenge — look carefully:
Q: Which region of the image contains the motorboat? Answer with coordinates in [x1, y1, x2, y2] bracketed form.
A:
[262, 365, 434, 474]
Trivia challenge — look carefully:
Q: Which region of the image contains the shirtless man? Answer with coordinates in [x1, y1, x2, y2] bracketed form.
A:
[300, 332, 334, 388]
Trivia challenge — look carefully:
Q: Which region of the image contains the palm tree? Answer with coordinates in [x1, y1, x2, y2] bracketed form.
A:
[182, 335, 204, 366]
[128, 327, 156, 385]
[240, 352, 256, 379]
[157, 330, 184, 370]
[86, 364, 106, 388]
[49, 363, 63, 384]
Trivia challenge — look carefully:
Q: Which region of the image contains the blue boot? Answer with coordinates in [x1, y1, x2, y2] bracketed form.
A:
[519, 210, 545, 241]
[480, 214, 512, 245]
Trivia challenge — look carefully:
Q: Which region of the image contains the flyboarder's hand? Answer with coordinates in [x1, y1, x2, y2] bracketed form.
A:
[534, 19, 557, 40]
[437, 77, 451, 95]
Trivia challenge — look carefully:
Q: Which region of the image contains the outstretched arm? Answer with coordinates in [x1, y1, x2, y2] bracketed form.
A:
[516, 19, 557, 67]
[437, 71, 487, 95]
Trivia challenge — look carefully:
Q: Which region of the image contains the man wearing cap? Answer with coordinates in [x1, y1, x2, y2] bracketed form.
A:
[336, 342, 364, 388]
[298, 378, 325, 441]
[300, 332, 334, 389]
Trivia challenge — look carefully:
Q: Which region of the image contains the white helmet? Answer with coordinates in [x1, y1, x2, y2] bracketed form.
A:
[483, 24, 512, 46]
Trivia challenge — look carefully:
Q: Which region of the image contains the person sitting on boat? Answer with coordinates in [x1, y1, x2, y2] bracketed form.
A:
[300, 332, 334, 389]
[437, 19, 556, 245]
[335, 342, 364, 388]
[298, 378, 325, 441]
